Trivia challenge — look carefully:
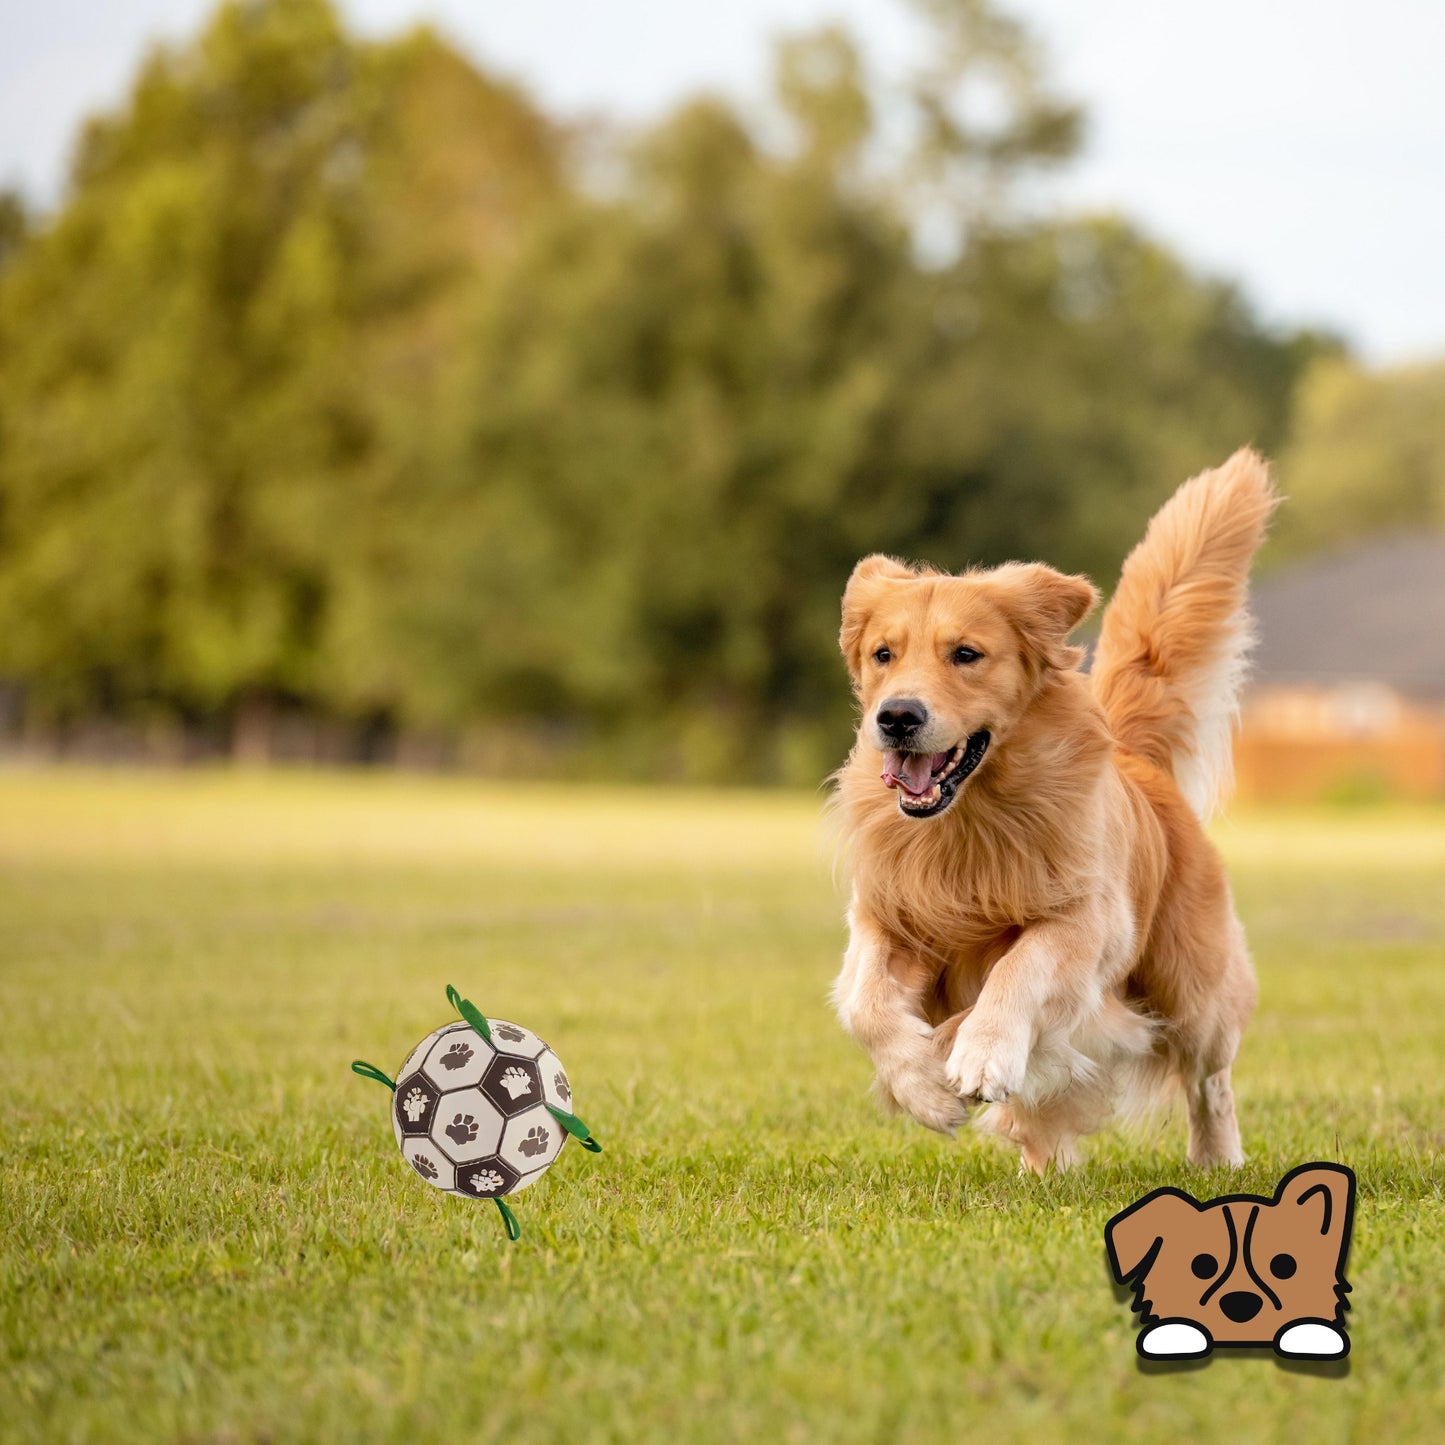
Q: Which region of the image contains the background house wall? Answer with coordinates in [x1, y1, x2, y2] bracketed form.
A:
[1237, 536, 1445, 801]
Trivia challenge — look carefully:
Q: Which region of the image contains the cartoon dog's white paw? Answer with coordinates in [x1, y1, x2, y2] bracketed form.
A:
[1274, 1321, 1348, 1359]
[1137, 1320, 1212, 1359]
[944, 1013, 1030, 1104]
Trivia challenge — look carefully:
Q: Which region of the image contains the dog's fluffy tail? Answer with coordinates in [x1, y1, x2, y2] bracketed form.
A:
[1092, 448, 1279, 819]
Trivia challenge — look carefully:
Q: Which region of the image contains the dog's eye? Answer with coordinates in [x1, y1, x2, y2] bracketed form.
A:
[872, 647, 891, 665]
[1190, 1253, 1218, 1279]
[1269, 1253, 1297, 1279]
[952, 646, 982, 665]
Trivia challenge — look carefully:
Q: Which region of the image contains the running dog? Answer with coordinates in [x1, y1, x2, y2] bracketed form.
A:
[832, 450, 1276, 1171]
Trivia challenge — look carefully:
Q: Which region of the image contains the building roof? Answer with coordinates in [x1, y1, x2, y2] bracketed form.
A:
[1249, 532, 1445, 699]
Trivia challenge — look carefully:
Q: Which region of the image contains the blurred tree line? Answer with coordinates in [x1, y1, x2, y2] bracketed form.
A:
[1270, 356, 1445, 560]
[0, 0, 1394, 782]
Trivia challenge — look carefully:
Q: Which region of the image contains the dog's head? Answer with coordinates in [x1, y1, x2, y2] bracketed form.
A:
[839, 556, 1098, 818]
[1106, 1165, 1355, 1345]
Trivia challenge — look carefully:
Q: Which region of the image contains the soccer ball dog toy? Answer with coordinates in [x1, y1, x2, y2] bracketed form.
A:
[351, 985, 601, 1239]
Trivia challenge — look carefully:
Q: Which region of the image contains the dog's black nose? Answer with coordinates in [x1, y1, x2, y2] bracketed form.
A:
[876, 697, 928, 741]
[1219, 1291, 1263, 1323]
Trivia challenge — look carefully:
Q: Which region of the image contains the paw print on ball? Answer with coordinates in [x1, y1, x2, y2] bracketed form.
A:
[393, 1073, 438, 1136]
[518, 1124, 550, 1158]
[421, 1028, 489, 1089]
[499, 1105, 564, 1177]
[481, 1055, 541, 1117]
[440, 1040, 474, 1071]
[446, 1113, 479, 1146]
[485, 1019, 545, 1058]
[424, 1087, 502, 1162]
[536, 1048, 572, 1111]
[458, 1157, 520, 1197]
[402, 1139, 456, 1190]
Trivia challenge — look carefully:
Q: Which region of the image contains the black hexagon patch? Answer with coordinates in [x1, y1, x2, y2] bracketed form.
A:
[480, 1054, 542, 1117]
[394, 1072, 441, 1137]
[456, 1156, 522, 1198]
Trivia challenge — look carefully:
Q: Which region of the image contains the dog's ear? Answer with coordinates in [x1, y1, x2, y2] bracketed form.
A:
[839, 555, 918, 682]
[1276, 1164, 1356, 1260]
[994, 562, 1100, 673]
[1106, 1189, 1199, 1282]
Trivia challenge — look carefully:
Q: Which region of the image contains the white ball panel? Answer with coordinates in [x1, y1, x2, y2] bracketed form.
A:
[497, 1102, 566, 1177]
[428, 1087, 504, 1162]
[401, 1137, 457, 1192]
[486, 1019, 547, 1060]
[421, 1027, 492, 1089]
[535, 1049, 574, 1113]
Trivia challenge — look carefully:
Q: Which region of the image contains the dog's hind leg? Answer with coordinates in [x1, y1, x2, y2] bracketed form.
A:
[1166, 914, 1255, 1169]
[1181, 949, 1250, 1166]
[1184, 1056, 1244, 1168]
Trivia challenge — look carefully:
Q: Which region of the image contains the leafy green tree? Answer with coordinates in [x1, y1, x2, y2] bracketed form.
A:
[0, 0, 557, 747]
[1271, 356, 1445, 560]
[0, 192, 27, 273]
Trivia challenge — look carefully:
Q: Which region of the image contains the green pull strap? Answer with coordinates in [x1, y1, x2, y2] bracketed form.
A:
[545, 1104, 603, 1153]
[446, 984, 492, 1043]
[351, 1060, 396, 1091]
[494, 1197, 521, 1241]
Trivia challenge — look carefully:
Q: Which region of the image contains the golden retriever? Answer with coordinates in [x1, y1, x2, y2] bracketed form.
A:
[832, 449, 1276, 1172]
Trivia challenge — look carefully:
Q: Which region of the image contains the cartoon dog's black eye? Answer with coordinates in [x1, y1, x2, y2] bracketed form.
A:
[1190, 1253, 1218, 1279]
[872, 647, 891, 665]
[1270, 1253, 1297, 1279]
[952, 646, 982, 665]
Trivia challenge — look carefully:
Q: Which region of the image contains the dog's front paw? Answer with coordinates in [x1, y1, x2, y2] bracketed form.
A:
[945, 1013, 1030, 1104]
[875, 1039, 970, 1136]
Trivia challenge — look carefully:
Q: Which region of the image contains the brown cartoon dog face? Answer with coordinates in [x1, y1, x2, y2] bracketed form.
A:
[1106, 1164, 1354, 1350]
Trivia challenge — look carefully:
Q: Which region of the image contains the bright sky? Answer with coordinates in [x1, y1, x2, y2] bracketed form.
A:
[3, 0, 1443, 363]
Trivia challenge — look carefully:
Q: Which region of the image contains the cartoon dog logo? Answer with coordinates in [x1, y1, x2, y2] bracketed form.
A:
[1106, 1162, 1355, 1359]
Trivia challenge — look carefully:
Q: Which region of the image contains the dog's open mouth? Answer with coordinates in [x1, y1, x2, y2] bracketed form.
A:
[881, 731, 991, 818]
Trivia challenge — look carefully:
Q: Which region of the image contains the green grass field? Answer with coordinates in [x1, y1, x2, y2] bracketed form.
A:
[3, 770, 1444, 1443]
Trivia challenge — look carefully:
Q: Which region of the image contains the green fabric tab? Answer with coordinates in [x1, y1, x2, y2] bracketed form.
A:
[545, 1103, 603, 1153]
[446, 984, 492, 1043]
[494, 1196, 521, 1241]
[350, 1060, 397, 1091]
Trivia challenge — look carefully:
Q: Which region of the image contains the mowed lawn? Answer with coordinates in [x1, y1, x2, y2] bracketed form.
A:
[3, 771, 1444, 1444]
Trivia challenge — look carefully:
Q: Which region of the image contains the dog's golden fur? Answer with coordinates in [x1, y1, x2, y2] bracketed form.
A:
[832, 449, 1277, 1171]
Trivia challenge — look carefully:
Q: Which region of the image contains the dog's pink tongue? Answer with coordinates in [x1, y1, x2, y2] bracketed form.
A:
[882, 750, 945, 796]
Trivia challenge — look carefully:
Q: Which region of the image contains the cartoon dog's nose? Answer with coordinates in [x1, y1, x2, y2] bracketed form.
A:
[1219, 1291, 1263, 1323]
[876, 698, 928, 741]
